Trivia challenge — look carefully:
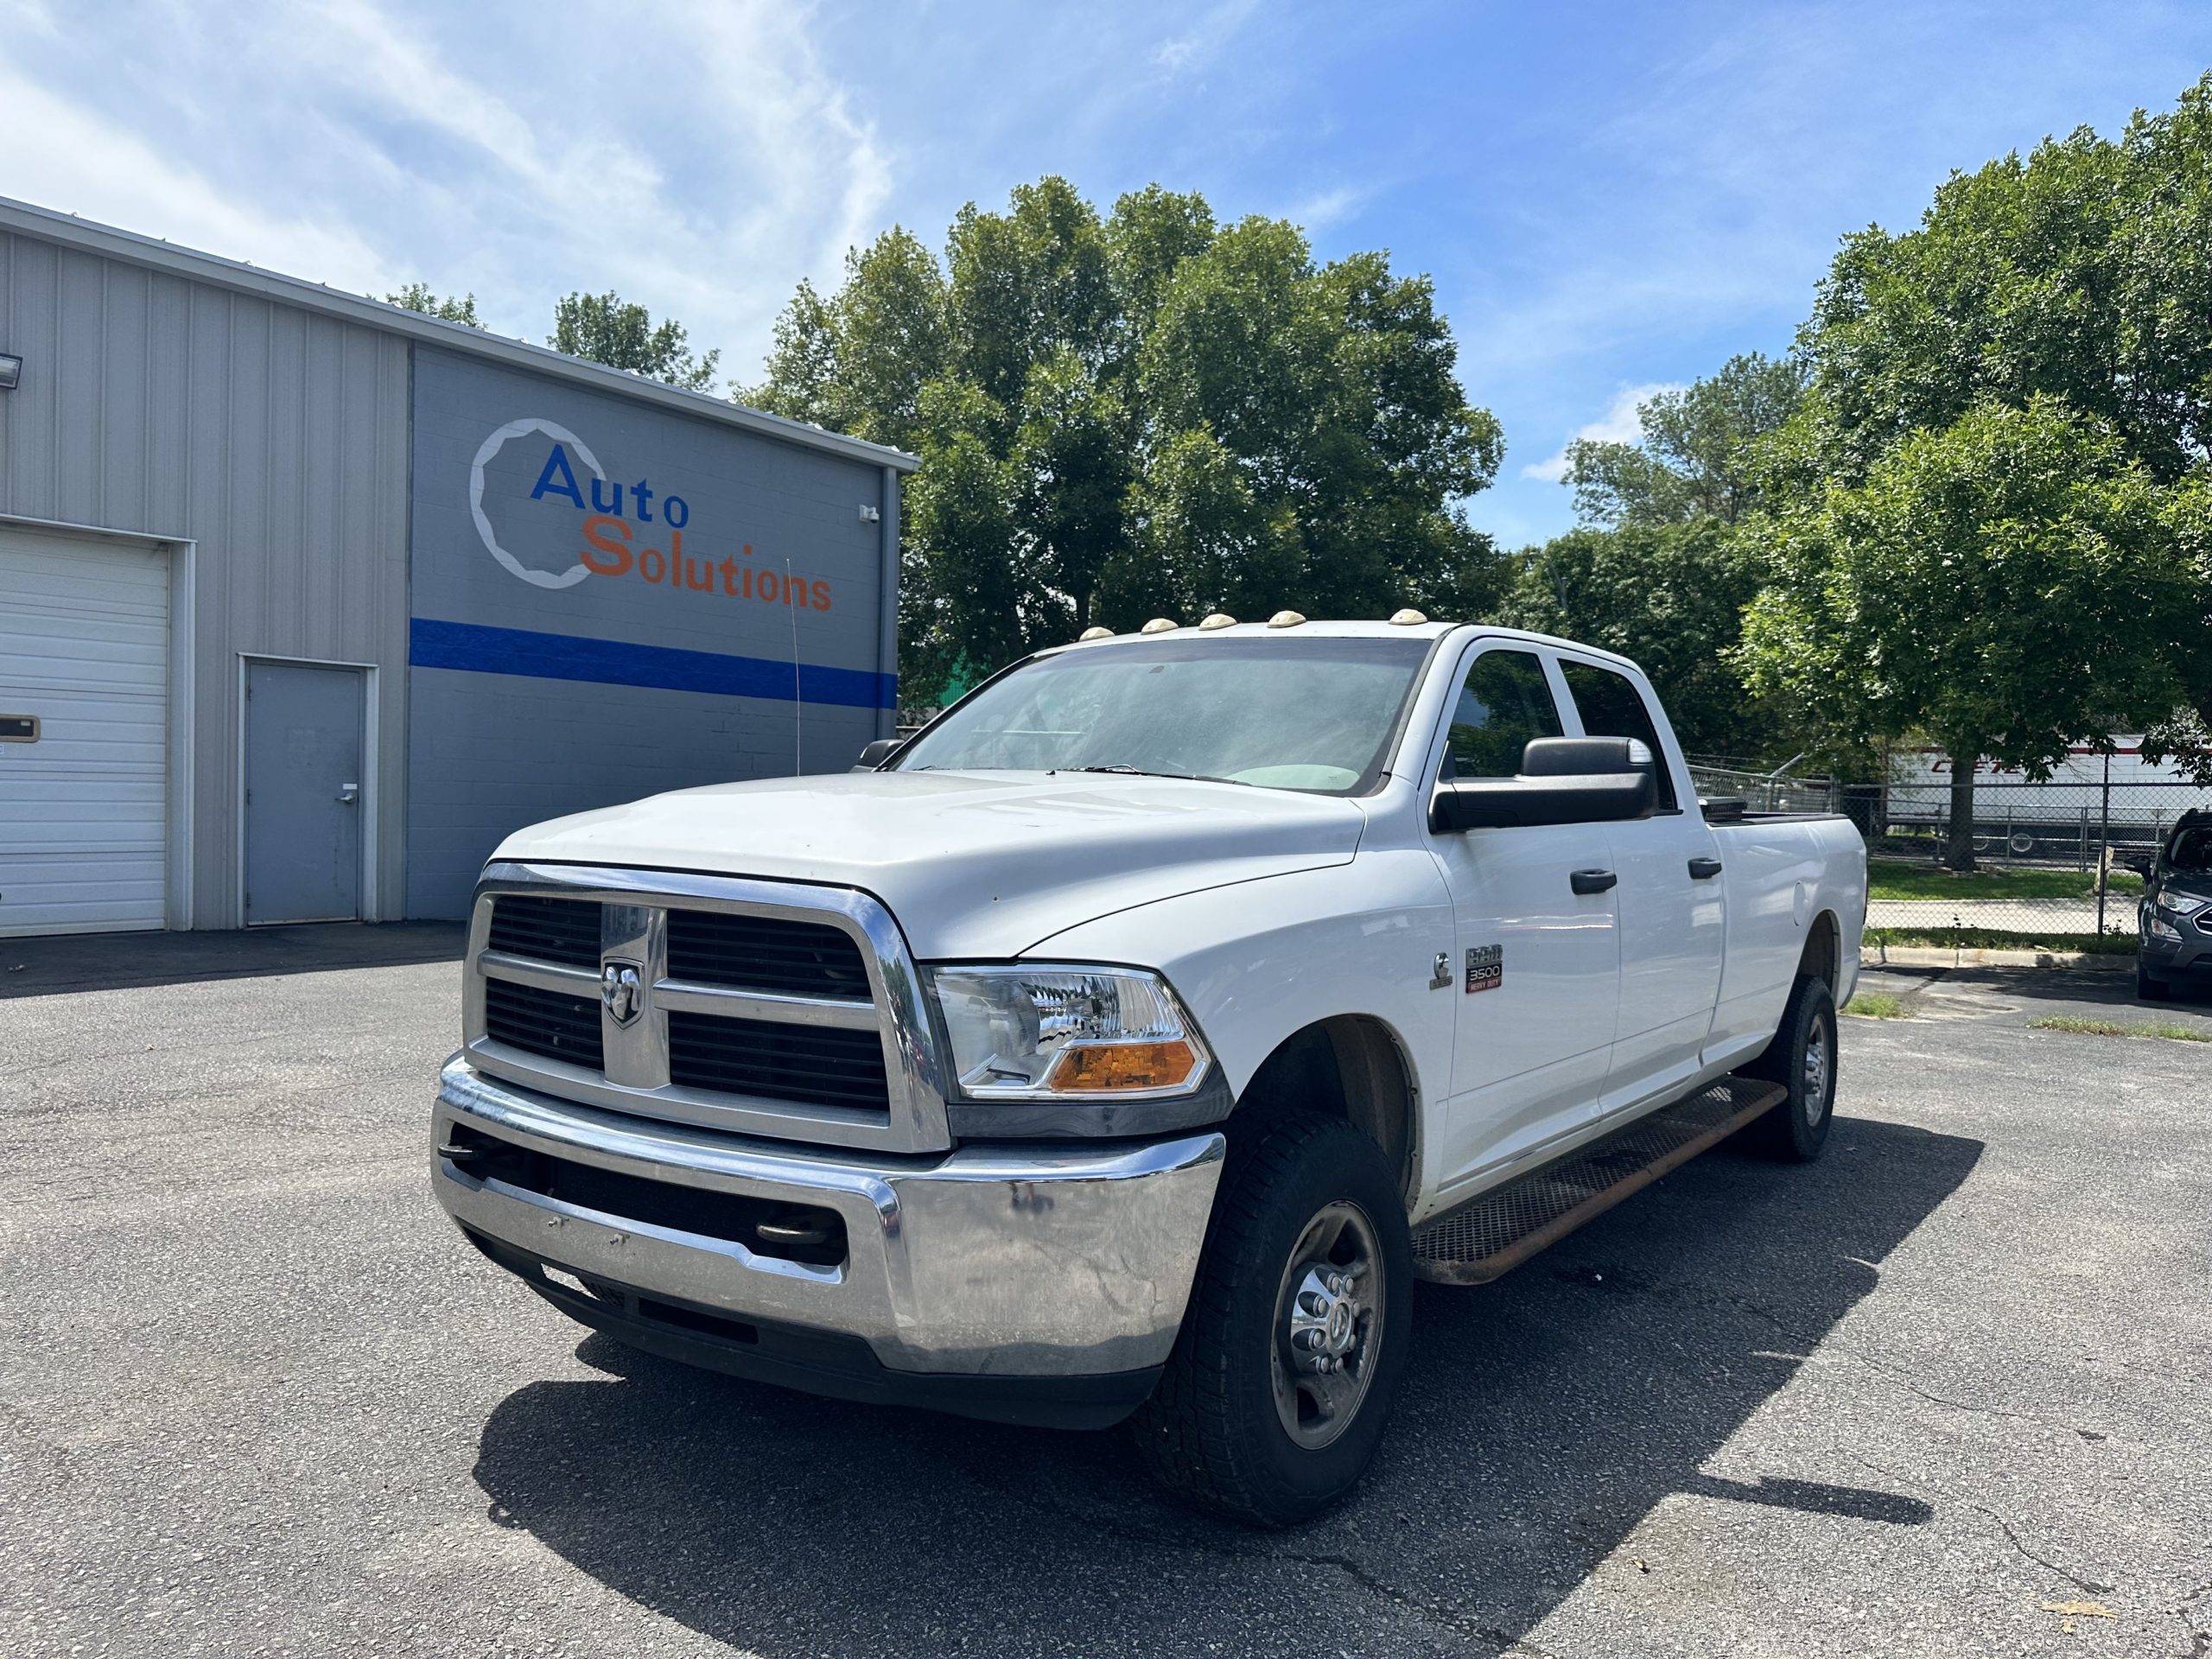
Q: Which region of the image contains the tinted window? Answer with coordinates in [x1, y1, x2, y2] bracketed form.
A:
[2168, 826, 2212, 873]
[894, 636, 1433, 795]
[1442, 650, 1563, 780]
[1560, 660, 1676, 810]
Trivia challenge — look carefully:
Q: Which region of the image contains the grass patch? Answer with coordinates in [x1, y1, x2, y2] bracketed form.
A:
[1867, 858, 2143, 901]
[1863, 926, 2138, 955]
[2026, 1014, 2212, 1043]
[1842, 991, 1909, 1019]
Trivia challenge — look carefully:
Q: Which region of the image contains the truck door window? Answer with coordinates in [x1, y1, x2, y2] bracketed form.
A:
[1560, 661, 1677, 810]
[1441, 649, 1562, 780]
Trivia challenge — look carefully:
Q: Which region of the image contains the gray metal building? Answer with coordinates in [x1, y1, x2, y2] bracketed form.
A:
[0, 197, 913, 938]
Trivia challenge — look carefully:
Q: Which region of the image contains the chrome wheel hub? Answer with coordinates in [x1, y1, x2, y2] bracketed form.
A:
[1271, 1201, 1383, 1450]
[1802, 1019, 1832, 1126]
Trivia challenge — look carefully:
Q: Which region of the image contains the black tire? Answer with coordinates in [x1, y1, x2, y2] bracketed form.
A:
[2137, 960, 2171, 1001]
[1132, 1114, 1412, 1528]
[1744, 974, 1837, 1162]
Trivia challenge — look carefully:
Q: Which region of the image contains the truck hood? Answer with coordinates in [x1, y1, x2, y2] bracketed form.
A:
[492, 770, 1366, 959]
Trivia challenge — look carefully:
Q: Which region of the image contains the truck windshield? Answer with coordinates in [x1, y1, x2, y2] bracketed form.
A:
[893, 636, 1434, 794]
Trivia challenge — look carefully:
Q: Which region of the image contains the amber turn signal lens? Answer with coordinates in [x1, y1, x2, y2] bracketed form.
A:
[1047, 1040, 1200, 1093]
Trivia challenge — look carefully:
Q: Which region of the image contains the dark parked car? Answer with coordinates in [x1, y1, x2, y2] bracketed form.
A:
[2138, 809, 2212, 1001]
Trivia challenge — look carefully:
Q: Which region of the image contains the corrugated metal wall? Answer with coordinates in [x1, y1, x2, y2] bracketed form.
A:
[0, 230, 411, 925]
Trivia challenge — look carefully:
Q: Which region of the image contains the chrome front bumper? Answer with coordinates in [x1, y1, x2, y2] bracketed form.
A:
[433, 1057, 1226, 1382]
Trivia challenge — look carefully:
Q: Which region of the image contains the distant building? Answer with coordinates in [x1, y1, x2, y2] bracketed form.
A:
[0, 197, 914, 936]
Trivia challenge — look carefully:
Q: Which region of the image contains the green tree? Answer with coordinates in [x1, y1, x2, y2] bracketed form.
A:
[1500, 518, 1777, 759]
[747, 177, 1502, 702]
[1564, 353, 1804, 528]
[385, 282, 481, 327]
[551, 290, 720, 391]
[1738, 398, 2201, 868]
[1741, 72, 2212, 817]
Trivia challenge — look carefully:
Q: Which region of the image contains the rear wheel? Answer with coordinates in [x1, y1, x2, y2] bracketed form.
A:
[1133, 1114, 1411, 1528]
[1745, 974, 1837, 1162]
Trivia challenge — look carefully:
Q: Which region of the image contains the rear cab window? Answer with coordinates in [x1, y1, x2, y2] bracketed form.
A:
[1558, 658, 1679, 811]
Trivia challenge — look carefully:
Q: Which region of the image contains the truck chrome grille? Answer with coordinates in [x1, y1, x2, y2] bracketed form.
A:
[464, 864, 951, 1154]
[665, 908, 871, 998]
[486, 893, 602, 968]
[667, 1011, 889, 1109]
[483, 976, 604, 1070]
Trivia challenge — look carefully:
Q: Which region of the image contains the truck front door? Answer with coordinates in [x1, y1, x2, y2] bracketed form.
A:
[1426, 644, 1622, 1194]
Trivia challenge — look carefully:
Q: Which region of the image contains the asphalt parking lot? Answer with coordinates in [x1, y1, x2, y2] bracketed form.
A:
[4, 931, 2209, 1658]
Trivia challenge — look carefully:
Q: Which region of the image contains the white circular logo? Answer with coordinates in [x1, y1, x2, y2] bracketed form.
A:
[469, 416, 605, 590]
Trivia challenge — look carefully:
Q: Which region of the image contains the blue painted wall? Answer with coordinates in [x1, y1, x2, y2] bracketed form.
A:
[404, 346, 893, 918]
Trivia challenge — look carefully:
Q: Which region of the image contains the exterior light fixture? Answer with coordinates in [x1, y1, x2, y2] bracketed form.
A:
[0, 353, 22, 391]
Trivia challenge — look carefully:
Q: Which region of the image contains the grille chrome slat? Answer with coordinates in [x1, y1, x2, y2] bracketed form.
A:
[479, 950, 601, 996]
[469, 868, 951, 1154]
[652, 978, 878, 1029]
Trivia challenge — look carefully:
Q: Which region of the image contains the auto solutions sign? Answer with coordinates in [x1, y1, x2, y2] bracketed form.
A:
[404, 346, 895, 918]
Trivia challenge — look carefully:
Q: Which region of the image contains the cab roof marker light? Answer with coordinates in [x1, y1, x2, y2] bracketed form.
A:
[1266, 610, 1306, 628]
[1140, 617, 1179, 634]
[1389, 607, 1428, 626]
[1198, 613, 1237, 630]
[1077, 626, 1114, 642]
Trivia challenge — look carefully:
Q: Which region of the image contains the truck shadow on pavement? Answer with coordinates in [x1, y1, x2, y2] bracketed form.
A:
[470, 1116, 1980, 1657]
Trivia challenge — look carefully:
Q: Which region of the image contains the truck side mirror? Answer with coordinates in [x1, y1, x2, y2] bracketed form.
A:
[1430, 735, 1656, 832]
[854, 738, 901, 772]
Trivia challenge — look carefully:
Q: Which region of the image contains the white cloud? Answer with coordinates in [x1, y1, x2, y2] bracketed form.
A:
[0, 0, 899, 378]
[1290, 185, 1367, 232]
[0, 70, 399, 295]
[1520, 382, 1681, 483]
[1154, 0, 1260, 75]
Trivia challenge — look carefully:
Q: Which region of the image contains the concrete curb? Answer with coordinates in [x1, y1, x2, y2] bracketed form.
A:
[1859, 945, 2133, 971]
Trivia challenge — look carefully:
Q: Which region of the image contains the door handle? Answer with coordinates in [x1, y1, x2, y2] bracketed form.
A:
[337, 784, 360, 804]
[1688, 856, 1724, 880]
[1570, 868, 1618, 895]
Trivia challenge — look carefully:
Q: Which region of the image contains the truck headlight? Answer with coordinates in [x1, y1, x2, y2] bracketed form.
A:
[926, 964, 1211, 1100]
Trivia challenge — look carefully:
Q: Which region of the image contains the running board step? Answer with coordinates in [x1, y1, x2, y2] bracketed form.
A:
[1409, 1075, 1788, 1286]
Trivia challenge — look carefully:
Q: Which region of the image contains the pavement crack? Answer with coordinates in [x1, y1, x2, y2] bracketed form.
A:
[1968, 1503, 2114, 1597]
[2171, 1580, 2212, 1659]
[1727, 1293, 2103, 1440]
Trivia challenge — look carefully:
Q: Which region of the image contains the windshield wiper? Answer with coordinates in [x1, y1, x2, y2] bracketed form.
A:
[1055, 765, 1251, 786]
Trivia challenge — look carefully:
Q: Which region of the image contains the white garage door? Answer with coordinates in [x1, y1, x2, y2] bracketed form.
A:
[0, 528, 170, 937]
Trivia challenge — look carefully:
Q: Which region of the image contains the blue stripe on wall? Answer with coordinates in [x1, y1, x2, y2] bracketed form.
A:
[409, 618, 897, 709]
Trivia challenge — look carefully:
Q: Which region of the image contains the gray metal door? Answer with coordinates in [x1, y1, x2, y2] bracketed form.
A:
[245, 662, 364, 925]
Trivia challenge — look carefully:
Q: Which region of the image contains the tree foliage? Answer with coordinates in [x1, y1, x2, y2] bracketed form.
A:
[1564, 353, 1804, 528]
[745, 176, 1504, 701]
[385, 283, 481, 327]
[1735, 71, 2212, 852]
[1499, 519, 1777, 759]
[552, 290, 720, 391]
[1738, 398, 2205, 863]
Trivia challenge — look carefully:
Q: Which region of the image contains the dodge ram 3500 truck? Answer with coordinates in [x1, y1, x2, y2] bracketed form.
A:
[432, 617, 1866, 1526]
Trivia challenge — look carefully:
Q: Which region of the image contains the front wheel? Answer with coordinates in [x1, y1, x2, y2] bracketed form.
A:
[2137, 960, 2171, 1001]
[1133, 1115, 1412, 1528]
[1745, 974, 1837, 1162]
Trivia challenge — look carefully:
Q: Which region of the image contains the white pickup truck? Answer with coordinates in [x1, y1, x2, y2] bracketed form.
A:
[432, 618, 1866, 1525]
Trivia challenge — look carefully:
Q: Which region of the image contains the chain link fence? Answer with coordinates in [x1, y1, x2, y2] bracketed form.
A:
[1690, 759, 2212, 956]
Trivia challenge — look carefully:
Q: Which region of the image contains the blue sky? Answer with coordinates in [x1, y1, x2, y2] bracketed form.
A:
[4, 1, 2209, 549]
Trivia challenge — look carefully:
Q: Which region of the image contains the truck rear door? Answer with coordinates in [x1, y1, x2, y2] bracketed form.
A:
[1554, 655, 1726, 1113]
